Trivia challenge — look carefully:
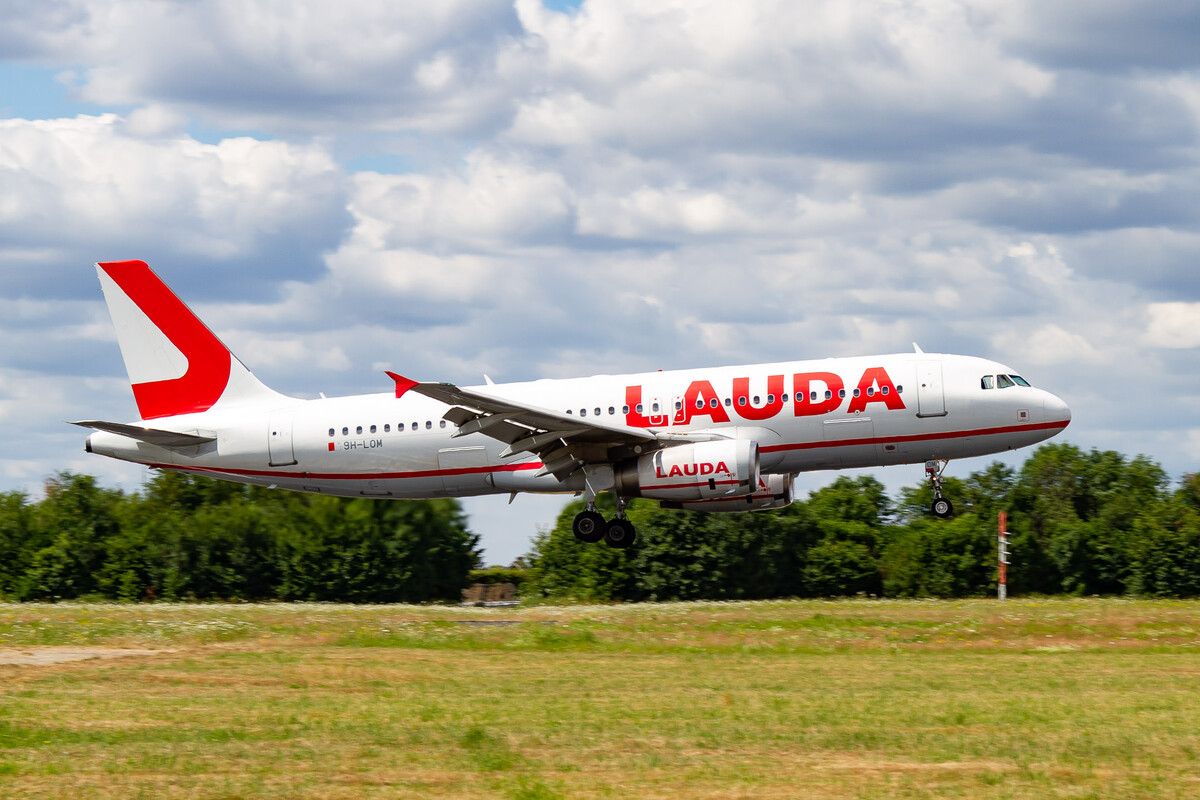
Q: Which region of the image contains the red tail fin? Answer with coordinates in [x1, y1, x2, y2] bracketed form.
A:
[96, 260, 282, 419]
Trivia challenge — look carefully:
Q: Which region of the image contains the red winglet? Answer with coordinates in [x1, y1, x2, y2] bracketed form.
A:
[385, 371, 419, 399]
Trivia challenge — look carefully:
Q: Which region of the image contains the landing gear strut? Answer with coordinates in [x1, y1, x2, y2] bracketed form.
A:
[926, 459, 954, 518]
[571, 496, 637, 548]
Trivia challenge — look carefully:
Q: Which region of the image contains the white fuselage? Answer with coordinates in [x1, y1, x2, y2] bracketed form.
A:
[86, 352, 1071, 500]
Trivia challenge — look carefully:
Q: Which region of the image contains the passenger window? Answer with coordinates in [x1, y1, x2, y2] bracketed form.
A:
[425, 420, 432, 429]
[342, 427, 348, 436]
[370, 424, 377, 434]
[594, 408, 601, 417]
[810, 391, 817, 402]
[838, 389, 846, 399]
[328, 428, 335, 437]
[623, 405, 630, 414]
[674, 401, 682, 411]
[824, 390, 832, 400]
[566, 409, 573, 415]
[724, 398, 731, 406]
[440, 420, 446, 428]
[981, 375, 994, 390]
[411, 422, 418, 430]
[710, 398, 718, 408]
[356, 426, 363, 434]
[580, 408, 587, 417]
[866, 387, 875, 397]
[997, 374, 1015, 388]
[896, 385, 903, 394]
[767, 394, 775, 404]
[384, 424, 390, 433]
[853, 389, 861, 398]
[881, 386, 889, 395]
[652, 403, 660, 413]
[636, 404, 643, 413]
[609, 407, 616, 415]
[738, 397, 747, 406]
[753, 395, 760, 405]
[782, 394, 789, 402]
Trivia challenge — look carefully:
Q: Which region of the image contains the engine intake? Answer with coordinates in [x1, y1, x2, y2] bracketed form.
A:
[615, 440, 759, 501]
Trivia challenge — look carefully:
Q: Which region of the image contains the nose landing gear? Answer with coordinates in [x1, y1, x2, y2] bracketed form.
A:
[926, 459, 954, 518]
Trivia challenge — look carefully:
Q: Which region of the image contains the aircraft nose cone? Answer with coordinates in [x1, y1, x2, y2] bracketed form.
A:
[1043, 392, 1071, 427]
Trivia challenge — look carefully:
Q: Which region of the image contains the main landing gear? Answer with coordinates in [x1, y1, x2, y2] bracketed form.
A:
[926, 459, 954, 518]
[572, 498, 637, 549]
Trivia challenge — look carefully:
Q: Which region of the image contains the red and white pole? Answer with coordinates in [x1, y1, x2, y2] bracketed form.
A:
[998, 511, 1008, 601]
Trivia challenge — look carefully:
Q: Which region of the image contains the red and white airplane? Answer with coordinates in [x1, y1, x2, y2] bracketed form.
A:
[77, 260, 1071, 548]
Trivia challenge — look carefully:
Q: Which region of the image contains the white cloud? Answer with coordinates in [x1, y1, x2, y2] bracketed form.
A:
[1145, 302, 1200, 349]
[24, 0, 526, 134]
[992, 323, 1104, 366]
[348, 154, 573, 250]
[0, 114, 348, 295]
[1007, 241, 1073, 287]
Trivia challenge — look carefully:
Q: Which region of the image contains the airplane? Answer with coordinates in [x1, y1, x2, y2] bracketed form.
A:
[76, 260, 1072, 548]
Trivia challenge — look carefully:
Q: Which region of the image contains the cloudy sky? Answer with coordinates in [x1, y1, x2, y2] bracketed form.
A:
[2, 0, 1199, 564]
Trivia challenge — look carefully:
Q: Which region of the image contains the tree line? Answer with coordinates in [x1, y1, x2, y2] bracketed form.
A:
[0, 471, 479, 602]
[525, 444, 1200, 600]
[1, 443, 1197, 602]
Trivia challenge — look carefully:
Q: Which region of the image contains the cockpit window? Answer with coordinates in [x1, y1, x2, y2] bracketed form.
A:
[996, 374, 1015, 388]
[981, 375, 995, 390]
[1010, 375, 1031, 387]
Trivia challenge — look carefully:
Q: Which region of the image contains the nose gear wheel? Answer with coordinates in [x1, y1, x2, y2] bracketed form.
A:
[925, 459, 954, 518]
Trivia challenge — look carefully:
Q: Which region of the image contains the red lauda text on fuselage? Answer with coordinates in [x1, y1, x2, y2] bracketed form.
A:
[625, 366, 905, 428]
[655, 460, 731, 479]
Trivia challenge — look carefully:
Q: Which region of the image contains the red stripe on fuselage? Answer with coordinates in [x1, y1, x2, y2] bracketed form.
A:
[144, 460, 544, 482]
[759, 420, 1069, 454]
[648, 479, 742, 491]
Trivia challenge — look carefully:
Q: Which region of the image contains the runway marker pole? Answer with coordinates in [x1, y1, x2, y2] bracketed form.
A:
[998, 511, 1008, 601]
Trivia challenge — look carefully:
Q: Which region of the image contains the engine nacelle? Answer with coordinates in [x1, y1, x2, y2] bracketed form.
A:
[659, 473, 795, 513]
[615, 440, 759, 501]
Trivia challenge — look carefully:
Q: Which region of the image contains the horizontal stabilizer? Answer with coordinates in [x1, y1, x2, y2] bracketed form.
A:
[71, 420, 217, 448]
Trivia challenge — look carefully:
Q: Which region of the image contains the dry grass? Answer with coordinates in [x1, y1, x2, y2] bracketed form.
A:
[1, 598, 1199, 798]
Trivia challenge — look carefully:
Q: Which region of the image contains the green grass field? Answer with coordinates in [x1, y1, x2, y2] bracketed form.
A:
[2, 598, 1200, 798]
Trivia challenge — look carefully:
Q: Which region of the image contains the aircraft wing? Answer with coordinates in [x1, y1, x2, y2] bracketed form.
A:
[388, 372, 723, 479]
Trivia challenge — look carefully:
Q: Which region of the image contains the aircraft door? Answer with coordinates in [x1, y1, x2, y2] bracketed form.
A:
[267, 410, 297, 466]
[915, 362, 947, 418]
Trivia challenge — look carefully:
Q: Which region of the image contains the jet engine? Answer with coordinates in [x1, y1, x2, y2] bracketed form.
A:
[658, 472, 794, 512]
[614, 440, 759, 501]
